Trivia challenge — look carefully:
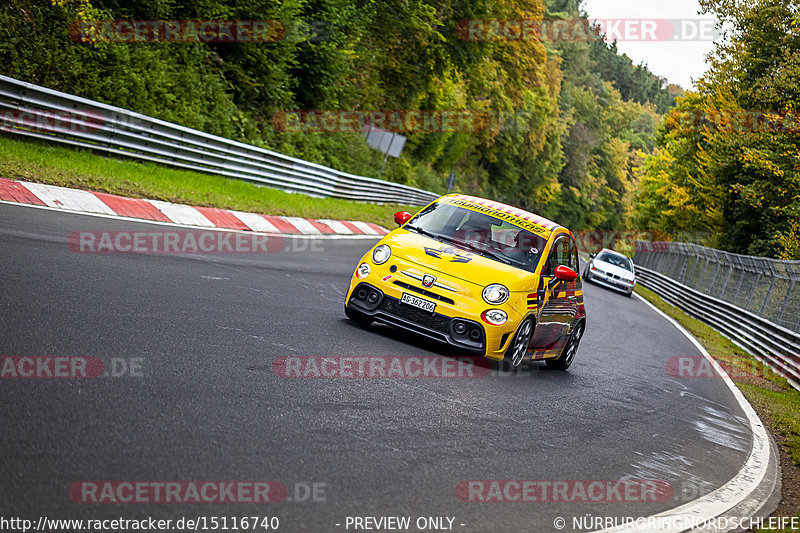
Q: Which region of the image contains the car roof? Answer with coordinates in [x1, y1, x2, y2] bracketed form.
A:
[598, 249, 632, 260]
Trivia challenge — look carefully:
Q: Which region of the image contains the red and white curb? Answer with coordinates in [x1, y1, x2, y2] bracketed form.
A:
[0, 178, 389, 238]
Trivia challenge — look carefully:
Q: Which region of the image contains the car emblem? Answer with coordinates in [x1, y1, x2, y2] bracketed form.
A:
[422, 275, 436, 288]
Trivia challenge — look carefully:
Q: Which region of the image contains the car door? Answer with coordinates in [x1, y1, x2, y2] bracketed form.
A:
[529, 235, 579, 355]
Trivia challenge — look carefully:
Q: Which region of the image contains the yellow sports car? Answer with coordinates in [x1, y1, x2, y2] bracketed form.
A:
[344, 195, 586, 369]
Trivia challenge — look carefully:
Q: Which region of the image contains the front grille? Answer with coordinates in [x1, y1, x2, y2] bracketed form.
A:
[392, 281, 456, 305]
[379, 297, 451, 334]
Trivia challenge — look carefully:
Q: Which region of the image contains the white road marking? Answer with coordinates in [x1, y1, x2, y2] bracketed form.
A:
[593, 294, 773, 533]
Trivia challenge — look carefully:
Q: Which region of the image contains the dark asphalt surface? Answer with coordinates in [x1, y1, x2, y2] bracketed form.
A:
[0, 202, 753, 532]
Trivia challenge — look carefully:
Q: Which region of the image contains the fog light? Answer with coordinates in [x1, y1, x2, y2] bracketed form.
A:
[481, 309, 508, 326]
[454, 322, 467, 335]
[357, 289, 368, 300]
[356, 263, 371, 279]
[469, 328, 481, 340]
[367, 292, 379, 304]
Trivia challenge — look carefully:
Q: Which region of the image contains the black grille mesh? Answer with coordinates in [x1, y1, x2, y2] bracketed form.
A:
[379, 297, 451, 333]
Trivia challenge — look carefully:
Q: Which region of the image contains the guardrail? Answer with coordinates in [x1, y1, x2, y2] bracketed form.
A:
[0, 75, 440, 206]
[633, 243, 800, 391]
[635, 241, 800, 332]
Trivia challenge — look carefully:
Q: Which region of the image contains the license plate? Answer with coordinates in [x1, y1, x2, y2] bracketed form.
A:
[401, 293, 436, 313]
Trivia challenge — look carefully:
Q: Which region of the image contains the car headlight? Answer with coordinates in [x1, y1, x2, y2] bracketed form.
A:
[372, 245, 391, 265]
[356, 263, 371, 279]
[481, 309, 508, 326]
[482, 284, 509, 305]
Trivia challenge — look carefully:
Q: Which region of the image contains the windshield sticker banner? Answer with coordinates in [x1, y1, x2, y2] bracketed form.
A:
[439, 197, 552, 236]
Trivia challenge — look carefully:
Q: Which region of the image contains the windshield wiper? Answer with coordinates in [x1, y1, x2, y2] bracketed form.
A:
[404, 224, 443, 242]
[407, 225, 516, 266]
[451, 239, 514, 266]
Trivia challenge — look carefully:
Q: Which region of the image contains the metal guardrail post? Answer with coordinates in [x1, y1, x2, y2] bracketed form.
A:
[678, 253, 690, 283]
[687, 247, 702, 285]
[732, 259, 746, 305]
[745, 272, 762, 311]
[719, 256, 734, 301]
[777, 276, 794, 325]
[759, 262, 778, 317]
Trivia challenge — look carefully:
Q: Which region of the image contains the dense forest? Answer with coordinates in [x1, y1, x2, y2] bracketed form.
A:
[5, 0, 796, 259]
[0, 0, 676, 233]
[634, 0, 800, 259]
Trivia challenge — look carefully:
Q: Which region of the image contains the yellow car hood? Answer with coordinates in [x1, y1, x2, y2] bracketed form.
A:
[383, 230, 537, 291]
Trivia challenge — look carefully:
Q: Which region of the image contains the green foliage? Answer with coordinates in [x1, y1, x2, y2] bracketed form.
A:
[636, 0, 800, 258]
[0, 0, 674, 230]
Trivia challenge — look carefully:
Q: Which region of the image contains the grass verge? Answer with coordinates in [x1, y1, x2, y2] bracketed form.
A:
[0, 135, 418, 226]
[634, 285, 800, 532]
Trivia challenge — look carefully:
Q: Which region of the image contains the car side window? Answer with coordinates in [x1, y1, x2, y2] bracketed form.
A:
[544, 237, 570, 276]
[569, 239, 579, 271]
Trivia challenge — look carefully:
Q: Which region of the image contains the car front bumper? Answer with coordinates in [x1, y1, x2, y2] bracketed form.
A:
[346, 273, 521, 360]
[587, 270, 634, 293]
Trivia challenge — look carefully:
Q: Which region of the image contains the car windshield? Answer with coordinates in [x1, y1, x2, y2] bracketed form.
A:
[404, 202, 546, 273]
[596, 252, 633, 272]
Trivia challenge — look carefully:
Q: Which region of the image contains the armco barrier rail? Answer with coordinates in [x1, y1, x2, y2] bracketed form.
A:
[634, 241, 800, 390]
[635, 241, 800, 332]
[0, 75, 439, 206]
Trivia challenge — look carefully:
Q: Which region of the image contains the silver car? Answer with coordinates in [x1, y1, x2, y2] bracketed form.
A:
[583, 249, 636, 296]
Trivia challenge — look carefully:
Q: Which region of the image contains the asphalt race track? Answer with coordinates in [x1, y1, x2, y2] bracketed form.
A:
[0, 202, 754, 532]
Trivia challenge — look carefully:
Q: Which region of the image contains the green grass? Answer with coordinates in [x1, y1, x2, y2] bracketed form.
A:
[634, 285, 800, 531]
[0, 135, 417, 226]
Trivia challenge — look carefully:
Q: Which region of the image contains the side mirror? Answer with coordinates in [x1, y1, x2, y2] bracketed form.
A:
[554, 265, 578, 282]
[589, 253, 596, 259]
[394, 211, 412, 226]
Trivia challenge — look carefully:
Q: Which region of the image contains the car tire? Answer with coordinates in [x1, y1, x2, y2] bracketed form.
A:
[505, 318, 534, 368]
[625, 288, 633, 297]
[546, 320, 584, 371]
[583, 266, 591, 281]
[345, 306, 374, 326]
